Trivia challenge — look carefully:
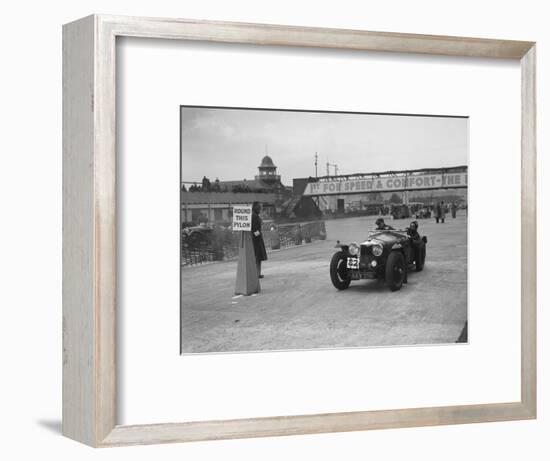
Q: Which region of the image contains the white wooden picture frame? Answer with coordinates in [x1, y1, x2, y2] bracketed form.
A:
[62, 14, 536, 447]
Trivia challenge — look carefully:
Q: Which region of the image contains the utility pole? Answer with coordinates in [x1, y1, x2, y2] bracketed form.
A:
[314, 152, 318, 178]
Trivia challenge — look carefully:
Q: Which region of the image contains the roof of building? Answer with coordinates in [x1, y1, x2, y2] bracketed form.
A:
[218, 179, 266, 190]
[181, 191, 277, 204]
[218, 178, 289, 190]
[259, 155, 276, 168]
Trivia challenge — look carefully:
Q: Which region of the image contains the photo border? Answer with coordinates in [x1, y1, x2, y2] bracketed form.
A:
[62, 15, 536, 447]
[178, 104, 470, 354]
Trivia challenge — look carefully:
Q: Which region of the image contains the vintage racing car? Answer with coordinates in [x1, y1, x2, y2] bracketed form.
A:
[329, 227, 427, 291]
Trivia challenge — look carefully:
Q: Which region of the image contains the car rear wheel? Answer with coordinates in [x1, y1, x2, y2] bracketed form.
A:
[330, 251, 351, 290]
[386, 251, 405, 291]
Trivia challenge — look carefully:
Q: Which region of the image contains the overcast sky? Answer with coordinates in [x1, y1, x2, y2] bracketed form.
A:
[180, 107, 468, 186]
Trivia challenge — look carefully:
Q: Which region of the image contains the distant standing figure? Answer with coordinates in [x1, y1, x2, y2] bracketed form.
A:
[435, 202, 442, 224]
[251, 202, 267, 278]
[440, 201, 446, 223]
[451, 202, 457, 218]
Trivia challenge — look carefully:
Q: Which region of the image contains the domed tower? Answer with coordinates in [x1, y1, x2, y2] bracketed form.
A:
[256, 155, 280, 184]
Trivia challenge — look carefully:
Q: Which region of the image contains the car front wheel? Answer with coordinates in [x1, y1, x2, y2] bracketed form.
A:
[386, 251, 405, 291]
[330, 251, 351, 290]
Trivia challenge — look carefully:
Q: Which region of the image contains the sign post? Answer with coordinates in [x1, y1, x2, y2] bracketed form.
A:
[232, 204, 260, 295]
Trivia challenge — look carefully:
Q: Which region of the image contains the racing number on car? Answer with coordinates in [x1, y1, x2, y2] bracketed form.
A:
[347, 257, 359, 269]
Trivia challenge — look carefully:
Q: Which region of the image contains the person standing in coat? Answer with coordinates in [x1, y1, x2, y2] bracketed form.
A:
[451, 202, 457, 218]
[435, 202, 442, 224]
[440, 201, 447, 223]
[251, 202, 267, 278]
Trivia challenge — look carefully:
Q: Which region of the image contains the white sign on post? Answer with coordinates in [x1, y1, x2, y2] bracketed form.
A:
[232, 204, 252, 231]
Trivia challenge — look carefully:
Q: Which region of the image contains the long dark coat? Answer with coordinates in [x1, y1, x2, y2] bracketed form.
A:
[251, 212, 267, 262]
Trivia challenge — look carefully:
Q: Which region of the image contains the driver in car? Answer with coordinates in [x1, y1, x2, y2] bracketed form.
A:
[375, 217, 394, 230]
[407, 220, 422, 248]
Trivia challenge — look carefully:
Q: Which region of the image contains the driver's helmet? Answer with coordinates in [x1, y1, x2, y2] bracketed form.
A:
[375, 218, 385, 228]
[409, 220, 419, 231]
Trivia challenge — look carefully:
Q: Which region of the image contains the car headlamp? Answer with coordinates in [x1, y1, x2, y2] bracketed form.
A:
[372, 244, 383, 257]
[349, 243, 360, 256]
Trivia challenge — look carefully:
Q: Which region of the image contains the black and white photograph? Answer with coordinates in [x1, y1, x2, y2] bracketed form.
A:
[180, 106, 468, 353]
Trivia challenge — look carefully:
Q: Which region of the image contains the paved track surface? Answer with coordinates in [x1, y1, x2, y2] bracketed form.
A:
[181, 213, 467, 353]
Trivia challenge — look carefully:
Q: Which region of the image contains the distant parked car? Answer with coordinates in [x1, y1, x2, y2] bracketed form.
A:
[391, 204, 411, 220]
[181, 226, 213, 249]
[415, 207, 432, 219]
